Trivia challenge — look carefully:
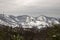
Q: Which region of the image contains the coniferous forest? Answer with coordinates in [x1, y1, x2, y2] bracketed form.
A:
[0, 24, 60, 40]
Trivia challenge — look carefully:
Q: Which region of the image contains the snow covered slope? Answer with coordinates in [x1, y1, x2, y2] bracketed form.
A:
[0, 14, 60, 29]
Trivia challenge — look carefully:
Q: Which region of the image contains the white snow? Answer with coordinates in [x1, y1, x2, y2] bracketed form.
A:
[0, 14, 60, 29]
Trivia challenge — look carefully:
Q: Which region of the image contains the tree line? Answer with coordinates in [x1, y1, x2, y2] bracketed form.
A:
[0, 24, 60, 40]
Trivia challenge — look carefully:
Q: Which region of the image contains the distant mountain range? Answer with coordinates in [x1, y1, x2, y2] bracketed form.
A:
[0, 14, 60, 29]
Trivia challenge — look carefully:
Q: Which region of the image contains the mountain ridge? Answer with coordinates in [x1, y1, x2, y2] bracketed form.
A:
[0, 14, 60, 29]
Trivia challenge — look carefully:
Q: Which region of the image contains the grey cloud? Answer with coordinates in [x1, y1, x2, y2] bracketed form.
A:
[0, 0, 60, 17]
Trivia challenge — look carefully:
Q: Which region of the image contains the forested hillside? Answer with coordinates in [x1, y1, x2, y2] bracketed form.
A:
[0, 24, 60, 40]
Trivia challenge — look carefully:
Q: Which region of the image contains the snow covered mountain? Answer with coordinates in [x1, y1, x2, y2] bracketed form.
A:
[0, 14, 60, 29]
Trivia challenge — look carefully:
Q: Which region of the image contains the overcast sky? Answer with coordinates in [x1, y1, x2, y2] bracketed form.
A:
[0, 0, 60, 17]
